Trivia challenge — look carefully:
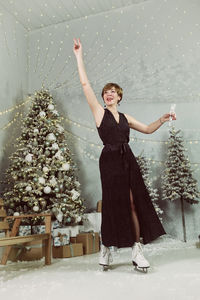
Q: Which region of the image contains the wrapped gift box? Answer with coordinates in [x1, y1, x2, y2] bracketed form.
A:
[68, 225, 84, 237]
[32, 225, 46, 234]
[82, 213, 101, 233]
[53, 227, 71, 238]
[53, 225, 83, 237]
[70, 237, 77, 243]
[53, 234, 70, 246]
[76, 232, 100, 254]
[18, 225, 31, 236]
[52, 243, 83, 258]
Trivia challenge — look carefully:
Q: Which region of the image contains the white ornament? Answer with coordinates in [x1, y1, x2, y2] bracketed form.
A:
[55, 209, 63, 222]
[50, 176, 57, 187]
[47, 133, 56, 141]
[33, 205, 39, 212]
[48, 104, 54, 111]
[76, 216, 82, 222]
[25, 153, 33, 162]
[43, 186, 51, 194]
[61, 163, 70, 171]
[33, 128, 39, 135]
[38, 177, 45, 184]
[43, 166, 49, 173]
[13, 212, 20, 216]
[26, 186, 32, 192]
[71, 189, 80, 201]
[52, 110, 58, 116]
[51, 143, 59, 150]
[39, 111, 46, 118]
[56, 124, 64, 133]
[75, 180, 81, 187]
[55, 150, 63, 160]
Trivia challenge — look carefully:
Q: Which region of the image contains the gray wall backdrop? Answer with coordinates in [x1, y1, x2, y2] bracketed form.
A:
[0, 0, 200, 241]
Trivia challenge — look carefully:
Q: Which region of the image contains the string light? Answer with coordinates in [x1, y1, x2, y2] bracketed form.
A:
[0, 97, 31, 116]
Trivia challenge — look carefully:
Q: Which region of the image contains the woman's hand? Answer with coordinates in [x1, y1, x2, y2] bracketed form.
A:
[160, 112, 176, 124]
[73, 38, 82, 58]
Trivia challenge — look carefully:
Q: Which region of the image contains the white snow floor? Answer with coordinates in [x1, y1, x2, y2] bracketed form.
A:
[0, 235, 200, 300]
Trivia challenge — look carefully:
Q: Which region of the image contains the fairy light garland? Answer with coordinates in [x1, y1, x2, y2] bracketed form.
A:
[0, 97, 31, 116]
[0, 112, 25, 152]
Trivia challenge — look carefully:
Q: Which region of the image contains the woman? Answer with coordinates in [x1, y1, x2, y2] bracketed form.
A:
[73, 38, 176, 271]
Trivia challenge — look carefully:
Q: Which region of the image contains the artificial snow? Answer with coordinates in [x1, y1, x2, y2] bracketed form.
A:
[0, 235, 200, 300]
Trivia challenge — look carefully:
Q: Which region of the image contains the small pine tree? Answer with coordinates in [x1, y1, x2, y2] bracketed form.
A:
[136, 154, 163, 221]
[3, 89, 85, 225]
[162, 126, 200, 241]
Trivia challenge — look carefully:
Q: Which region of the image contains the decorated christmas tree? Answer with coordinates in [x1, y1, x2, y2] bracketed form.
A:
[162, 126, 199, 241]
[136, 154, 163, 221]
[3, 89, 85, 225]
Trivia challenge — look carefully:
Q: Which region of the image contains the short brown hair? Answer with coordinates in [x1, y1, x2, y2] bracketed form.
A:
[101, 83, 123, 103]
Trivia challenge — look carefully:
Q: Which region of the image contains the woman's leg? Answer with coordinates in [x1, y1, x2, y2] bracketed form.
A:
[130, 189, 140, 242]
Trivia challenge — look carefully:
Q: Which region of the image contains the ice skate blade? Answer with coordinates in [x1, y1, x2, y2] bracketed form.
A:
[132, 261, 149, 273]
[99, 263, 110, 271]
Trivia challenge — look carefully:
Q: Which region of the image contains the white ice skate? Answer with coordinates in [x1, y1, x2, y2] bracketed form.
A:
[99, 245, 113, 271]
[132, 242, 150, 273]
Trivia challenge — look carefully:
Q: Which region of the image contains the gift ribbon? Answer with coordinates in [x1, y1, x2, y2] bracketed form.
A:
[69, 244, 74, 257]
[80, 230, 97, 253]
[92, 233, 96, 254]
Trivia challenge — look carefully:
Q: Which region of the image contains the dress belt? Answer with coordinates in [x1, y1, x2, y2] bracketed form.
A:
[103, 143, 129, 169]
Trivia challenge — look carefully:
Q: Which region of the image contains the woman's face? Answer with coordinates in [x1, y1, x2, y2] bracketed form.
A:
[103, 87, 121, 106]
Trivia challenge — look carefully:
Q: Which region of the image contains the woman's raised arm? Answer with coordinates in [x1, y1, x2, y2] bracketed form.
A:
[124, 113, 176, 134]
[73, 38, 104, 126]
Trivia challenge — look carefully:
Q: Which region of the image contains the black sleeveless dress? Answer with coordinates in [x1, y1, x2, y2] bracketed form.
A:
[97, 108, 165, 248]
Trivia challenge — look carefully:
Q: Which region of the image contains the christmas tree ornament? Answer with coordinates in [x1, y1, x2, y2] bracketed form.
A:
[61, 162, 70, 171]
[47, 133, 56, 141]
[66, 216, 71, 223]
[56, 124, 64, 133]
[52, 207, 57, 214]
[71, 189, 80, 201]
[40, 199, 47, 208]
[44, 186, 51, 194]
[76, 216, 82, 223]
[75, 180, 81, 187]
[45, 150, 50, 156]
[23, 196, 29, 202]
[55, 209, 63, 222]
[43, 166, 49, 173]
[38, 177, 45, 184]
[26, 185, 32, 192]
[51, 143, 59, 150]
[61, 206, 67, 212]
[25, 153, 33, 162]
[39, 111, 46, 118]
[33, 128, 39, 135]
[54, 187, 59, 193]
[50, 176, 57, 186]
[52, 110, 59, 116]
[13, 212, 20, 216]
[48, 104, 54, 110]
[33, 205, 39, 212]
